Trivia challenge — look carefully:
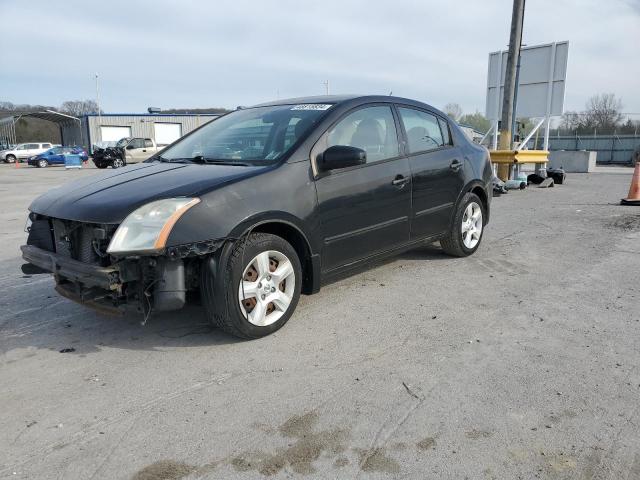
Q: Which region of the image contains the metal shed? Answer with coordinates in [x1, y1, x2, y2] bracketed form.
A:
[80, 113, 219, 153]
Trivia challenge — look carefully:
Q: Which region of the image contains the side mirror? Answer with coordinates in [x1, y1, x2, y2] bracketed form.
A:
[318, 145, 366, 171]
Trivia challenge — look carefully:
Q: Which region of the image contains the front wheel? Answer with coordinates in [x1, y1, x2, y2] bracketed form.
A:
[37, 159, 48, 168]
[440, 192, 485, 257]
[201, 233, 302, 339]
[5, 154, 16, 163]
[111, 158, 125, 168]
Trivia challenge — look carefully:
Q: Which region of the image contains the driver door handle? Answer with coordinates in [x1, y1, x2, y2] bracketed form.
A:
[450, 159, 462, 171]
[392, 175, 409, 187]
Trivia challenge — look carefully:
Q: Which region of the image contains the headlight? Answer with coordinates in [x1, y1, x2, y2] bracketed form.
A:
[107, 198, 200, 254]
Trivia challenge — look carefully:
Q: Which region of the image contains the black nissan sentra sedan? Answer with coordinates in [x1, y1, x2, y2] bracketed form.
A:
[21, 95, 492, 338]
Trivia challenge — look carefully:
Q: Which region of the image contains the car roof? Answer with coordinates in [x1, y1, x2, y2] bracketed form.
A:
[252, 94, 439, 112]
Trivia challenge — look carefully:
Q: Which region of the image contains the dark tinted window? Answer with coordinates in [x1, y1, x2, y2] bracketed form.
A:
[438, 118, 452, 145]
[398, 107, 444, 153]
[326, 106, 399, 164]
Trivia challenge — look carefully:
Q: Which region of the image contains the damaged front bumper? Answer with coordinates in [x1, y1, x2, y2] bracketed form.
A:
[21, 245, 121, 291]
[21, 240, 225, 319]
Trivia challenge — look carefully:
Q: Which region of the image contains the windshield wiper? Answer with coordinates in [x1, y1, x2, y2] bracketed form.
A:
[202, 158, 251, 166]
[156, 156, 205, 164]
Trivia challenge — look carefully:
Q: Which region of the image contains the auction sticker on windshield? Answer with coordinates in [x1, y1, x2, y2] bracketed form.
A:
[290, 104, 332, 110]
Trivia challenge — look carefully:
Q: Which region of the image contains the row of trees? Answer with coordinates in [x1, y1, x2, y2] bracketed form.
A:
[0, 99, 101, 117]
[442, 93, 639, 137]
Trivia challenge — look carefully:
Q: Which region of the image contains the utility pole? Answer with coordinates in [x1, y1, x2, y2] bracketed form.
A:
[95, 73, 102, 126]
[499, 0, 525, 161]
[322, 80, 330, 95]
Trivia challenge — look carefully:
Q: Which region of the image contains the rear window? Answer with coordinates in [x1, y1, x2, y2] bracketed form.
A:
[398, 107, 444, 153]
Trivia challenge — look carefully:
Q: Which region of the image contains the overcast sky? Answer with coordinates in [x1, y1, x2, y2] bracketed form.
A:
[1, 0, 639, 115]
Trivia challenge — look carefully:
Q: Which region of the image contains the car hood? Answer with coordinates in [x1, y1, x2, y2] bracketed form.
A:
[29, 162, 270, 223]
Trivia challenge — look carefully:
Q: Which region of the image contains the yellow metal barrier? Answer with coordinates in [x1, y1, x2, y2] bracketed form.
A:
[490, 150, 549, 180]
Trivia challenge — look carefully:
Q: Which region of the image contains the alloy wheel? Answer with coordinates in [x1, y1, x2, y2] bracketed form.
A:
[112, 158, 124, 168]
[461, 202, 483, 249]
[38, 159, 48, 168]
[238, 250, 295, 326]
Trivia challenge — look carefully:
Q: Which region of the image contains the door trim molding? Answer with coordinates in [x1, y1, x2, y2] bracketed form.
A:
[414, 202, 453, 218]
[323, 216, 408, 245]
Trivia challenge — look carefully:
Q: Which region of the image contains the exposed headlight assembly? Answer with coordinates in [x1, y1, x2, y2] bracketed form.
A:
[107, 198, 200, 254]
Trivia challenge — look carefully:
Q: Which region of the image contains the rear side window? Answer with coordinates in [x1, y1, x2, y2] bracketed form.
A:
[326, 106, 399, 164]
[27, 143, 39, 149]
[144, 139, 154, 148]
[42, 143, 52, 148]
[438, 118, 452, 146]
[398, 107, 444, 153]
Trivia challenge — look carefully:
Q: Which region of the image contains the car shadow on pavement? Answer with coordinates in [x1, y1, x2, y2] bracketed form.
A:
[0, 290, 244, 357]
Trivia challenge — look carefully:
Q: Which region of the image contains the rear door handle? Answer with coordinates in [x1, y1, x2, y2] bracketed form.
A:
[392, 175, 409, 187]
[450, 159, 462, 171]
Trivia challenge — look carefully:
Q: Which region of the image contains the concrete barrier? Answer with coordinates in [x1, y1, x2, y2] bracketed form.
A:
[548, 151, 597, 173]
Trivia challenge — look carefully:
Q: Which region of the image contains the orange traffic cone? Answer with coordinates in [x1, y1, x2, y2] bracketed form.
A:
[14, 159, 20, 168]
[621, 161, 640, 205]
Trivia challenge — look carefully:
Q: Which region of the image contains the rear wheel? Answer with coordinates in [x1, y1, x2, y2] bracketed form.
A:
[201, 233, 302, 339]
[6, 154, 16, 163]
[440, 192, 485, 257]
[37, 159, 48, 168]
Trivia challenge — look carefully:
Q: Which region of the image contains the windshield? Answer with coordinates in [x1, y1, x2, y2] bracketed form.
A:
[115, 138, 131, 147]
[157, 104, 332, 164]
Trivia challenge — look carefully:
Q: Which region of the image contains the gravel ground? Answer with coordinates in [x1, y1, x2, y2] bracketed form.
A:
[0, 163, 639, 480]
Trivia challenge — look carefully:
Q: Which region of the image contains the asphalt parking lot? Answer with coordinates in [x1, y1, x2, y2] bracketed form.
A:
[1, 163, 639, 480]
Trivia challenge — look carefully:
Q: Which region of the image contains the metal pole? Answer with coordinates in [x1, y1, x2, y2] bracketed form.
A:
[95, 73, 102, 128]
[498, 0, 525, 180]
[492, 49, 503, 150]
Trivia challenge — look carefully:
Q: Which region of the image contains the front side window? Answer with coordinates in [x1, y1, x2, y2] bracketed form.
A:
[326, 106, 399, 164]
[16, 145, 26, 150]
[27, 144, 39, 149]
[398, 107, 444, 153]
[129, 139, 145, 149]
[144, 139, 154, 148]
[159, 104, 331, 165]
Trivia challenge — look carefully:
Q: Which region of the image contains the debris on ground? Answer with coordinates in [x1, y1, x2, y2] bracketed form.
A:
[58, 348, 75, 353]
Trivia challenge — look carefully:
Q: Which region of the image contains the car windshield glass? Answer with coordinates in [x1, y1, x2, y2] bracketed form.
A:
[157, 104, 332, 164]
[115, 138, 131, 147]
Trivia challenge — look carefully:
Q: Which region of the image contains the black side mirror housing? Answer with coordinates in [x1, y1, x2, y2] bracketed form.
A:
[318, 145, 366, 171]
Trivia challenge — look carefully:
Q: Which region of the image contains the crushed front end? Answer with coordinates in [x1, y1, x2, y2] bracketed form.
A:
[21, 213, 222, 321]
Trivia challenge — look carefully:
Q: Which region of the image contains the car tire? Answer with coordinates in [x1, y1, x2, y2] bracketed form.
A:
[37, 159, 48, 168]
[111, 158, 125, 168]
[440, 192, 485, 257]
[201, 233, 302, 339]
[6, 154, 16, 163]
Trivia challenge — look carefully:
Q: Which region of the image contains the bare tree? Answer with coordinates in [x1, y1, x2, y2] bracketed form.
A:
[582, 93, 623, 130]
[60, 99, 101, 117]
[560, 111, 581, 131]
[443, 103, 463, 121]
